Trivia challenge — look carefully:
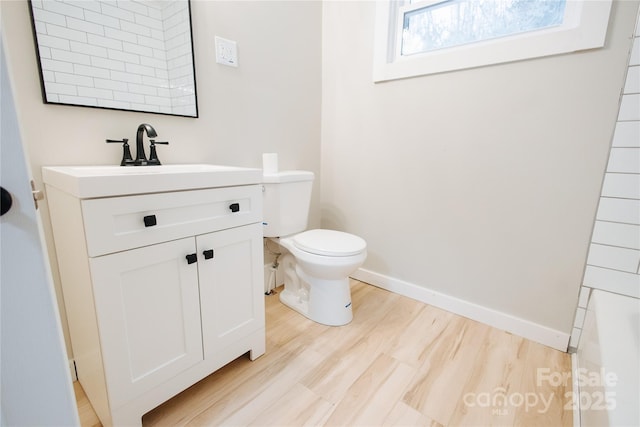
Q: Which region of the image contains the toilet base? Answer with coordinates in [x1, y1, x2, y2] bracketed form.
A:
[280, 275, 353, 326]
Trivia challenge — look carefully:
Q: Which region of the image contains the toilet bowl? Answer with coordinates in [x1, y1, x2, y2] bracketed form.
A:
[272, 229, 366, 326]
[262, 169, 367, 326]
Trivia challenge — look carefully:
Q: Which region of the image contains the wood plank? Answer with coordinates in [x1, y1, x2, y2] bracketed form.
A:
[383, 401, 443, 427]
[448, 328, 528, 426]
[323, 353, 416, 426]
[401, 317, 492, 424]
[513, 339, 573, 426]
[73, 382, 101, 427]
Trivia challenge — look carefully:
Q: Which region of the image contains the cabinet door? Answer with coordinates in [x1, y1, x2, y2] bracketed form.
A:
[197, 223, 265, 358]
[89, 238, 203, 409]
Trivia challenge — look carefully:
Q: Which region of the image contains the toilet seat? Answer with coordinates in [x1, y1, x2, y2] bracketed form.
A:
[293, 229, 366, 257]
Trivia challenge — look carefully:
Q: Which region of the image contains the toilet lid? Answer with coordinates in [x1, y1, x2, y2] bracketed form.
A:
[293, 229, 366, 257]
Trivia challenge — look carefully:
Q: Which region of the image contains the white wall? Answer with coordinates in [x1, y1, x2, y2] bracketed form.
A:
[570, 9, 640, 350]
[321, 0, 639, 349]
[1, 0, 321, 356]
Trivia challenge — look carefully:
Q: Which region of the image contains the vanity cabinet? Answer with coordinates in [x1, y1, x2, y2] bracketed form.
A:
[89, 237, 205, 410]
[43, 168, 265, 427]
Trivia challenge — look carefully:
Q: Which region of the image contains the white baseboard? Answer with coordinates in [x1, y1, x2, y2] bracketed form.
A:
[352, 268, 570, 352]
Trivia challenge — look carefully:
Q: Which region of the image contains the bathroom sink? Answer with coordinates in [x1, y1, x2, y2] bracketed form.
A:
[42, 164, 263, 198]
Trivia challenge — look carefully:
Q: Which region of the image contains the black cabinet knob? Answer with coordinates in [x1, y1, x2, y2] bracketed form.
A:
[229, 203, 240, 213]
[185, 253, 197, 264]
[203, 249, 214, 260]
[143, 215, 157, 227]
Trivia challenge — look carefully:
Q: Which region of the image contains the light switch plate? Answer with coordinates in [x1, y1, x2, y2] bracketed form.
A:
[215, 36, 238, 67]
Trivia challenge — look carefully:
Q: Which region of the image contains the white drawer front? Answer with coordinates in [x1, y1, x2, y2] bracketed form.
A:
[82, 185, 262, 257]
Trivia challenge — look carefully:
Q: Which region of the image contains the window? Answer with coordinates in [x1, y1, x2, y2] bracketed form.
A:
[373, 0, 613, 82]
[401, 0, 567, 56]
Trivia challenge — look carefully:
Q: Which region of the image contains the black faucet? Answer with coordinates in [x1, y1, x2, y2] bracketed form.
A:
[135, 123, 157, 166]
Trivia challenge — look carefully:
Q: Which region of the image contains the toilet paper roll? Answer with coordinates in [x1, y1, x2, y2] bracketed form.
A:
[263, 153, 278, 174]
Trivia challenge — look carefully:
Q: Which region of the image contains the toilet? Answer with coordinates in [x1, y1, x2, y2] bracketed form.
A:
[262, 170, 367, 326]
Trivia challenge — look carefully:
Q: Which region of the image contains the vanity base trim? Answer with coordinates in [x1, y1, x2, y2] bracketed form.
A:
[109, 330, 265, 426]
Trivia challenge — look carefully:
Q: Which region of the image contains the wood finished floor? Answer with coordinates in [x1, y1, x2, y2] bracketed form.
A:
[75, 280, 572, 426]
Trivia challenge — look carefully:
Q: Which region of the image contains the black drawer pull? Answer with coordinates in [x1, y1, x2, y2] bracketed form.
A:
[229, 203, 240, 213]
[143, 215, 157, 227]
[185, 253, 197, 264]
[203, 249, 214, 260]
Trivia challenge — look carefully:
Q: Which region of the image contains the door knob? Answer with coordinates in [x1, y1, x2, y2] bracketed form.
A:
[0, 187, 12, 216]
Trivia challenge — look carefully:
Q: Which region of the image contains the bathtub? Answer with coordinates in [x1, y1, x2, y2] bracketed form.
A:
[574, 289, 640, 427]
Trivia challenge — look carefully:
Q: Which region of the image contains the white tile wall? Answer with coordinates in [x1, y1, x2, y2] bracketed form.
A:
[611, 121, 640, 147]
[602, 173, 640, 198]
[607, 147, 640, 173]
[587, 243, 640, 273]
[32, 0, 195, 116]
[630, 36, 640, 66]
[592, 220, 640, 249]
[570, 11, 640, 350]
[596, 198, 640, 224]
[624, 65, 640, 93]
[583, 266, 640, 297]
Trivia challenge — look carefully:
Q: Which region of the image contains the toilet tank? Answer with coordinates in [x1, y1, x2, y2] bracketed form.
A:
[262, 170, 314, 237]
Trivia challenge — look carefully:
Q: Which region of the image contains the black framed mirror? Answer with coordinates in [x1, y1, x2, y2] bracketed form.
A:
[29, 0, 198, 117]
